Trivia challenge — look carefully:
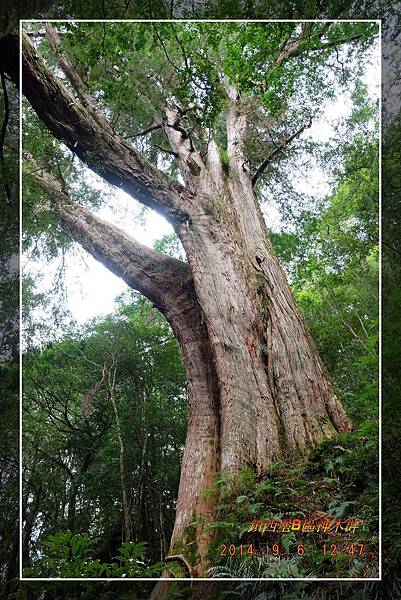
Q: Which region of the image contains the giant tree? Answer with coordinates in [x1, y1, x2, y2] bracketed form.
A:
[9, 21, 378, 570]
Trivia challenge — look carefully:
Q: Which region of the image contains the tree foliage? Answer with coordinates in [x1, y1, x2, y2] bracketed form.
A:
[22, 20, 378, 235]
[23, 297, 187, 572]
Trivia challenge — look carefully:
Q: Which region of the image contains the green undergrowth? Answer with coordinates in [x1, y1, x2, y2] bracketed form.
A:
[23, 533, 164, 578]
[198, 426, 379, 579]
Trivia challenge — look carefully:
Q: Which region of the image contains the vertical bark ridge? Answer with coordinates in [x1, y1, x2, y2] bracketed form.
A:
[179, 196, 283, 474]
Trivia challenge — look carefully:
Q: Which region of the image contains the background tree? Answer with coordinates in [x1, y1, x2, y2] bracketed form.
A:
[23, 297, 187, 571]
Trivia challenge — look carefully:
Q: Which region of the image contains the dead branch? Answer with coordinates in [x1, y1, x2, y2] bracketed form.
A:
[252, 116, 312, 186]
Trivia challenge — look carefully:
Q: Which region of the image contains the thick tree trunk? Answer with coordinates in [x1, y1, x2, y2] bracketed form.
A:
[164, 93, 352, 568]
[15, 34, 353, 581]
[186, 175, 350, 459]
[181, 175, 351, 472]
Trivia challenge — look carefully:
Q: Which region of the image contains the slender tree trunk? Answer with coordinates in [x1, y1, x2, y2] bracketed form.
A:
[136, 397, 148, 542]
[66, 481, 78, 532]
[107, 362, 132, 543]
[159, 490, 167, 560]
[22, 496, 40, 568]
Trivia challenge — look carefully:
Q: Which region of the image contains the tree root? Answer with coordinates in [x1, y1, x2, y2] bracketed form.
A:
[165, 553, 193, 577]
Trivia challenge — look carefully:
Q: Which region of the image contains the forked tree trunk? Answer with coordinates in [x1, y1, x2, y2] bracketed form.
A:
[12, 32, 353, 583]
[163, 96, 352, 568]
[167, 179, 352, 556]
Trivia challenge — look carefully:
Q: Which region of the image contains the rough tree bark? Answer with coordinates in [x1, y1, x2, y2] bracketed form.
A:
[12, 29, 353, 577]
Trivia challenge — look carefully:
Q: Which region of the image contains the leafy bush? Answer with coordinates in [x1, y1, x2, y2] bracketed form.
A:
[23, 531, 164, 578]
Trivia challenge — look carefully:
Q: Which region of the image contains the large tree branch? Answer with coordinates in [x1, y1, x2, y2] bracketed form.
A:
[274, 23, 312, 67]
[225, 83, 249, 173]
[26, 163, 222, 489]
[13, 33, 193, 225]
[26, 160, 193, 315]
[275, 23, 363, 67]
[162, 106, 206, 191]
[126, 121, 163, 139]
[252, 117, 312, 186]
[44, 23, 105, 128]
